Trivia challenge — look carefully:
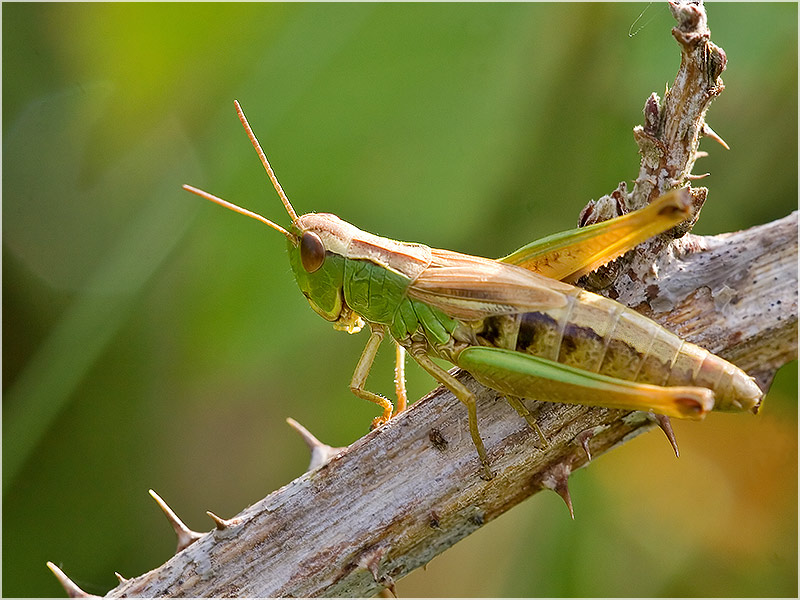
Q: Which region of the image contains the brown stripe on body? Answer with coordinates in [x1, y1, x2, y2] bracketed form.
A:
[469, 287, 761, 412]
[475, 313, 521, 351]
[517, 312, 562, 362]
[476, 290, 684, 385]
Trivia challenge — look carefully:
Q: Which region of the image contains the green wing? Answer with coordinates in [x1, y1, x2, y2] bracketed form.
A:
[500, 189, 691, 283]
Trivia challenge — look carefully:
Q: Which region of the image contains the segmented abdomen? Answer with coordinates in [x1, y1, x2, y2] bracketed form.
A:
[475, 288, 761, 412]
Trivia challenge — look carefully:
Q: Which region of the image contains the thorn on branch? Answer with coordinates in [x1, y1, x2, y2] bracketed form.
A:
[575, 428, 595, 462]
[541, 463, 575, 520]
[702, 122, 730, 150]
[358, 545, 396, 594]
[649, 413, 681, 458]
[207, 510, 239, 531]
[46, 562, 99, 599]
[148, 489, 204, 552]
[286, 417, 346, 471]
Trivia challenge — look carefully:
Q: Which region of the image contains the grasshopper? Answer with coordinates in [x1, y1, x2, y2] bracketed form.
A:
[184, 101, 762, 479]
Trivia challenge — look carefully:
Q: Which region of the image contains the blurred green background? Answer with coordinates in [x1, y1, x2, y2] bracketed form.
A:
[3, 3, 796, 597]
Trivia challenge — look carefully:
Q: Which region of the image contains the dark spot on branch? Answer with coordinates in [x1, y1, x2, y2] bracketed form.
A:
[428, 428, 448, 451]
[469, 511, 485, 527]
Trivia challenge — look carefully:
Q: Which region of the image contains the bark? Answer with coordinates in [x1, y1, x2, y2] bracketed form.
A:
[68, 1, 795, 597]
[104, 214, 796, 599]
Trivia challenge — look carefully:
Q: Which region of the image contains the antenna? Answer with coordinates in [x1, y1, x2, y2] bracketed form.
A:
[234, 99, 299, 223]
[182, 184, 295, 241]
[182, 100, 302, 242]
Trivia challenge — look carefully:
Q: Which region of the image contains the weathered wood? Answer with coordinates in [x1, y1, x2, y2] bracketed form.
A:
[106, 213, 796, 598]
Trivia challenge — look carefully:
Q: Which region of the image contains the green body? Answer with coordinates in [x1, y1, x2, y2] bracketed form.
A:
[185, 103, 763, 478]
[286, 210, 761, 423]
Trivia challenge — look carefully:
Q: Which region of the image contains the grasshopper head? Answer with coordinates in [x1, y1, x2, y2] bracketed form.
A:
[183, 100, 365, 334]
[287, 213, 364, 333]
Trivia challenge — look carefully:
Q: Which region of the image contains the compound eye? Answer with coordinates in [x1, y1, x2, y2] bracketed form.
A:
[300, 231, 325, 273]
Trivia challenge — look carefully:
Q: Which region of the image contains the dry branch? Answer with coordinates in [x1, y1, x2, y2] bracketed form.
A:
[104, 214, 796, 599]
[50, 1, 797, 598]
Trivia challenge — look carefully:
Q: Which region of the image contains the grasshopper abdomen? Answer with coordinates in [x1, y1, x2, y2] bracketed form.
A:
[472, 288, 761, 414]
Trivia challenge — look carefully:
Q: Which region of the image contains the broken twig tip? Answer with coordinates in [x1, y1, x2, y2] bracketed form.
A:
[46, 562, 97, 598]
[148, 489, 204, 552]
